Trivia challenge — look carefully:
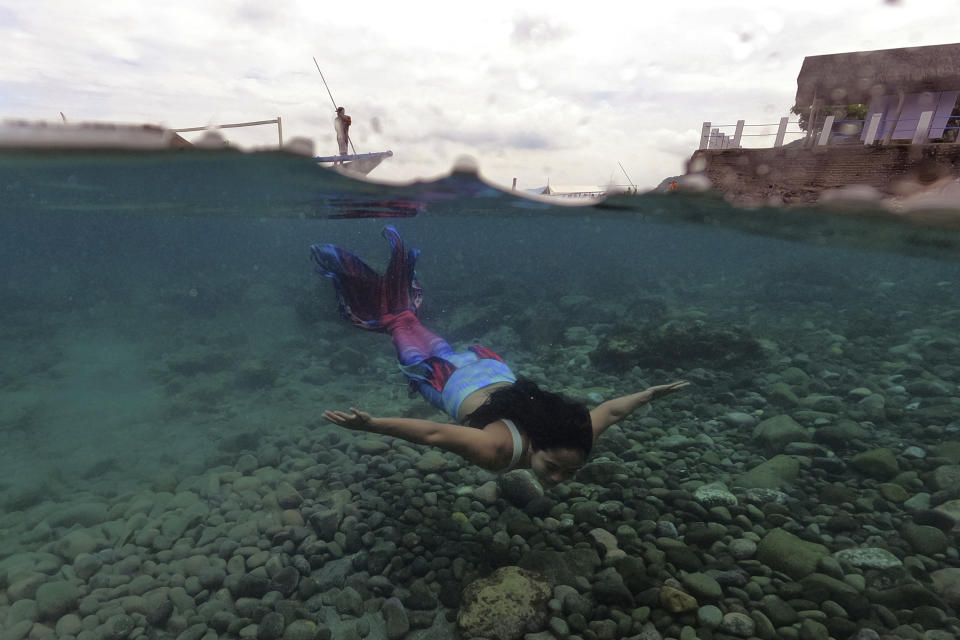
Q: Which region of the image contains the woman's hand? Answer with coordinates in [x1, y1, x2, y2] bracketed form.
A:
[645, 380, 689, 400]
[322, 407, 374, 431]
[591, 380, 691, 440]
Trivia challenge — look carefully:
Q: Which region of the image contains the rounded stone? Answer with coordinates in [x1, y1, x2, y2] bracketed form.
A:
[720, 611, 756, 637]
[693, 482, 737, 507]
[833, 547, 902, 570]
[102, 614, 135, 640]
[334, 586, 365, 617]
[729, 538, 757, 560]
[697, 604, 723, 628]
[659, 585, 698, 613]
[55, 613, 83, 636]
[799, 617, 830, 640]
[382, 597, 410, 640]
[6, 598, 38, 625]
[680, 572, 723, 601]
[850, 448, 899, 479]
[901, 521, 949, 556]
[457, 567, 551, 640]
[258, 611, 285, 640]
[35, 580, 80, 621]
[283, 620, 322, 640]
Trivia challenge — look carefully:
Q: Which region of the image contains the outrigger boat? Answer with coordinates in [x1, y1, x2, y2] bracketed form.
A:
[315, 150, 393, 176]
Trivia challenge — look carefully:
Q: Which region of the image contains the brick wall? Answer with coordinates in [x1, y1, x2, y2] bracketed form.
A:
[688, 143, 960, 205]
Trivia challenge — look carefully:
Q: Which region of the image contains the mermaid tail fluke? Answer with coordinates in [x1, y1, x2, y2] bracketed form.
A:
[310, 226, 422, 330]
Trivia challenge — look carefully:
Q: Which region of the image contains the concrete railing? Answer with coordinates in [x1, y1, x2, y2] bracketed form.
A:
[699, 117, 802, 150]
[699, 110, 956, 150]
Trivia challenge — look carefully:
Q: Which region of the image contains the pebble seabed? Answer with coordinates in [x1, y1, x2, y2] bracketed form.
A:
[1, 223, 960, 640]
[2, 358, 960, 640]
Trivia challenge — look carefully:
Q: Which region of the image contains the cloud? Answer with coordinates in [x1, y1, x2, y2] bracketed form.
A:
[0, 6, 18, 27]
[510, 15, 570, 47]
[3, 0, 960, 190]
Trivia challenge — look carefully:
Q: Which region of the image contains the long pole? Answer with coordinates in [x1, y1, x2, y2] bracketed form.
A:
[618, 162, 637, 191]
[313, 57, 356, 155]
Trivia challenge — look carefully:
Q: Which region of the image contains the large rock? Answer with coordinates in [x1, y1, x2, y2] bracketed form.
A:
[753, 415, 809, 454]
[591, 567, 633, 607]
[734, 455, 800, 489]
[415, 451, 449, 474]
[931, 465, 960, 491]
[899, 521, 948, 556]
[353, 438, 390, 456]
[799, 573, 858, 602]
[35, 580, 80, 621]
[680, 572, 723, 601]
[833, 547, 902, 570]
[933, 499, 960, 527]
[850, 448, 899, 479]
[933, 441, 960, 464]
[757, 528, 829, 579]
[916, 404, 960, 424]
[590, 321, 761, 372]
[814, 419, 869, 448]
[457, 567, 551, 640]
[576, 460, 626, 485]
[54, 529, 101, 561]
[693, 482, 737, 507]
[519, 548, 601, 587]
[498, 470, 543, 508]
[382, 597, 410, 640]
[930, 568, 960, 608]
[659, 585, 698, 613]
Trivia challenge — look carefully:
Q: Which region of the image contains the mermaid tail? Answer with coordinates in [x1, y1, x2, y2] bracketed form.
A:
[311, 226, 422, 330]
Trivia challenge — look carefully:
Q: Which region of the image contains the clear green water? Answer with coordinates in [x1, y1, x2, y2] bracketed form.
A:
[1, 150, 959, 637]
[2, 148, 959, 508]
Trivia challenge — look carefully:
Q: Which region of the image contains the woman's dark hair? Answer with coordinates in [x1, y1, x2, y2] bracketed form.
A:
[464, 379, 593, 456]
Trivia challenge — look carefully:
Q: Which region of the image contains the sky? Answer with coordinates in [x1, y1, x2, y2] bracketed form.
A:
[1, 0, 958, 191]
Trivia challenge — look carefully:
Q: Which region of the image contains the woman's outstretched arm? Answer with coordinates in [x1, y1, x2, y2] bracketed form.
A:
[589, 381, 689, 441]
[322, 408, 502, 470]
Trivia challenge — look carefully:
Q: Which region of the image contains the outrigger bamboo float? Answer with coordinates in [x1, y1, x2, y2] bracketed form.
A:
[314, 150, 393, 176]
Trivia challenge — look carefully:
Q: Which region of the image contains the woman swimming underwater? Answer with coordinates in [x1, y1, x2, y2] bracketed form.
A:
[313, 226, 687, 487]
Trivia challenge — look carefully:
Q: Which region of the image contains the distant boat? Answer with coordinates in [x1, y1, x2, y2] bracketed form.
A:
[315, 150, 393, 176]
[524, 183, 608, 200]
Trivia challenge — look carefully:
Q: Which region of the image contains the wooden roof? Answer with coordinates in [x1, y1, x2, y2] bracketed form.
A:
[795, 42, 960, 107]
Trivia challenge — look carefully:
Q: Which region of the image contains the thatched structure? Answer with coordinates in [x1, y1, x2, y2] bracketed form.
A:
[795, 42, 960, 109]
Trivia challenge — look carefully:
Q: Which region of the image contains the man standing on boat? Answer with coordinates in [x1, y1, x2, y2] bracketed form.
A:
[334, 106, 352, 156]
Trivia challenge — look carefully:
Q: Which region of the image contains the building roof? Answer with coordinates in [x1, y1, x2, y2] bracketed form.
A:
[794, 42, 960, 108]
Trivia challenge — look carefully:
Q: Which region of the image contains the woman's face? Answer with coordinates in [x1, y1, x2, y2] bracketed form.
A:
[530, 447, 585, 487]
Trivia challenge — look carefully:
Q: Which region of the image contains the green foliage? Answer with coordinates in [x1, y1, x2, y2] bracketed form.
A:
[791, 103, 868, 131]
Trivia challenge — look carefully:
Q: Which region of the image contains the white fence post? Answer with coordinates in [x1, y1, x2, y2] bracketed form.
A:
[732, 120, 744, 148]
[817, 115, 835, 146]
[864, 113, 882, 144]
[700, 122, 711, 150]
[912, 110, 934, 145]
[773, 117, 789, 148]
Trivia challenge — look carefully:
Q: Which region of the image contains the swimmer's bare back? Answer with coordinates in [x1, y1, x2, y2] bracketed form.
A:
[456, 382, 513, 423]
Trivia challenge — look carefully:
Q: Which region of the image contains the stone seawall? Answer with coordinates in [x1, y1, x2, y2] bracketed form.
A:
[688, 143, 960, 206]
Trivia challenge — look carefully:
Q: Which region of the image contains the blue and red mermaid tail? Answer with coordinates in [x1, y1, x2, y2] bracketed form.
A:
[310, 225, 422, 331]
[312, 227, 513, 417]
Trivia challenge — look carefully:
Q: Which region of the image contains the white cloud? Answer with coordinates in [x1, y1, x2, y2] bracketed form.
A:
[1, 0, 959, 189]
